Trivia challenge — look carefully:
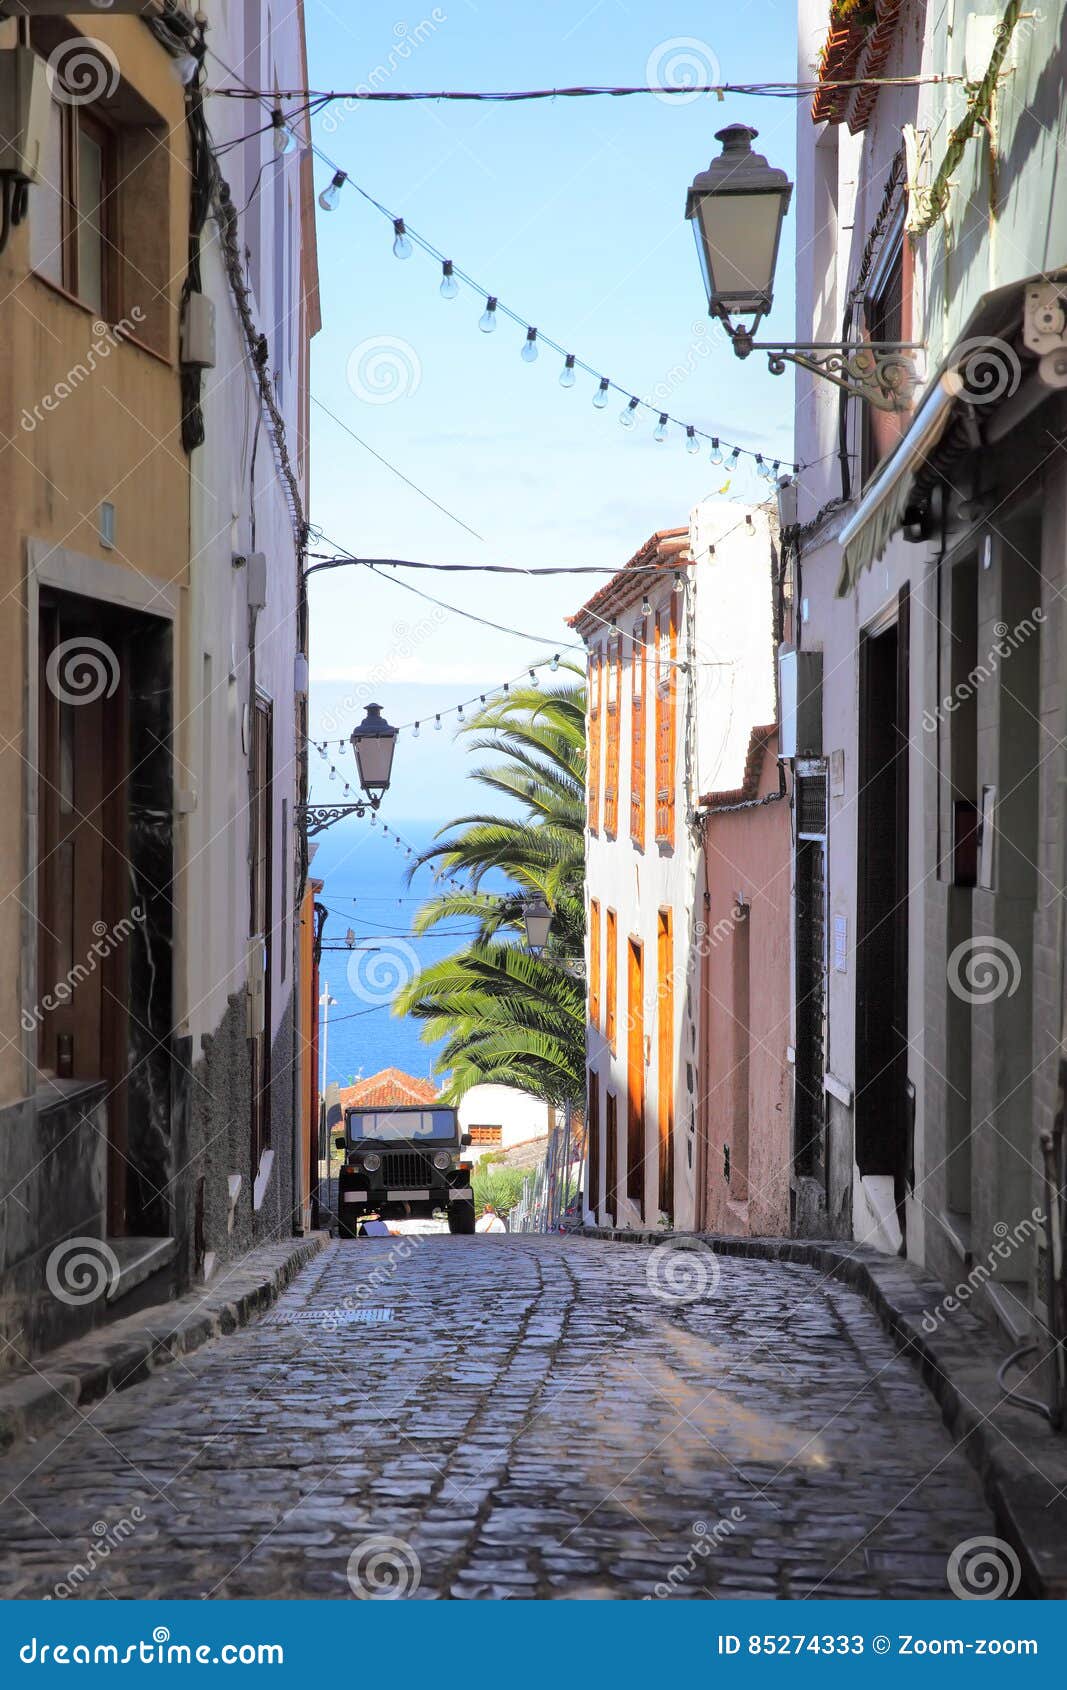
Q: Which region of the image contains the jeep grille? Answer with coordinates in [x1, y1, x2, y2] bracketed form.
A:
[380, 1150, 439, 1187]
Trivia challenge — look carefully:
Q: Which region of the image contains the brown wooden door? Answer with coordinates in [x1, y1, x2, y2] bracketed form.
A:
[626, 938, 644, 1213]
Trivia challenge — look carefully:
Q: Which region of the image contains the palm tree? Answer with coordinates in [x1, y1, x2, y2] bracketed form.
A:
[393, 671, 586, 1106]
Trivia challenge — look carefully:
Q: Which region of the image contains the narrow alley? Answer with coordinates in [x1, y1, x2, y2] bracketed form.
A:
[0, 1238, 995, 1601]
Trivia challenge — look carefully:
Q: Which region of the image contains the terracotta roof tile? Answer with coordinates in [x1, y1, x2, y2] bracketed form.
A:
[567, 527, 689, 633]
[701, 724, 779, 809]
[339, 1069, 439, 1109]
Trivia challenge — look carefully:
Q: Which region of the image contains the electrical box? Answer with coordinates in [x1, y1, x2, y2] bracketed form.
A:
[0, 47, 51, 183]
[778, 646, 822, 758]
[245, 552, 267, 610]
[180, 292, 216, 368]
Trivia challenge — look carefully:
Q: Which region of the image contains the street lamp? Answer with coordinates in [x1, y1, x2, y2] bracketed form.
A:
[350, 701, 398, 799]
[319, 985, 338, 1098]
[686, 125, 922, 411]
[522, 895, 553, 955]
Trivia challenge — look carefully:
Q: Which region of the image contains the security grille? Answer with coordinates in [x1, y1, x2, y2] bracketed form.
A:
[381, 1150, 435, 1187]
[796, 768, 828, 837]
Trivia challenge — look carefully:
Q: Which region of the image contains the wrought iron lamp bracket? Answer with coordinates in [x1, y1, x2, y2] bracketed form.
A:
[298, 796, 382, 836]
[737, 333, 924, 412]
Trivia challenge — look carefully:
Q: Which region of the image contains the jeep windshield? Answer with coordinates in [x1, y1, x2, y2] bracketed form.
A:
[346, 1108, 459, 1144]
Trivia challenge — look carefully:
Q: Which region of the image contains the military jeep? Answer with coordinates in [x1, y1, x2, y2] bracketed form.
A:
[334, 1105, 475, 1237]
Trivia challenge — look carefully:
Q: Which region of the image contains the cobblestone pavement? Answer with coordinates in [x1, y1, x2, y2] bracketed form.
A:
[0, 1236, 998, 1600]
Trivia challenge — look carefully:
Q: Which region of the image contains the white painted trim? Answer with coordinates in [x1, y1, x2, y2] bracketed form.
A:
[823, 1070, 853, 1107]
[252, 1149, 274, 1212]
[27, 538, 180, 620]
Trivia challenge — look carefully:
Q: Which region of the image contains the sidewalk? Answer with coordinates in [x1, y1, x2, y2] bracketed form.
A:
[0, 1234, 328, 1455]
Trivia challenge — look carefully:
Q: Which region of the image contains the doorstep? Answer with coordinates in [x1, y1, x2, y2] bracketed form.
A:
[106, 1236, 178, 1302]
[0, 1233, 328, 1456]
[581, 1225, 1067, 1599]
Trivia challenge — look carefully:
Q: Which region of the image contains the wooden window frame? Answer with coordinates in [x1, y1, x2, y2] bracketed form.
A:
[587, 648, 602, 833]
[604, 636, 621, 837]
[630, 616, 647, 847]
[33, 93, 118, 316]
[626, 937, 644, 1209]
[657, 908, 675, 1216]
[654, 602, 678, 845]
[605, 908, 617, 1053]
[588, 897, 601, 1031]
[605, 1090, 618, 1223]
[468, 1124, 503, 1145]
[250, 695, 274, 1165]
[586, 1071, 600, 1219]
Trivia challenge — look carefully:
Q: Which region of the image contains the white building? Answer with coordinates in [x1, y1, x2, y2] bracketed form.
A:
[572, 502, 777, 1232]
[457, 1084, 553, 1164]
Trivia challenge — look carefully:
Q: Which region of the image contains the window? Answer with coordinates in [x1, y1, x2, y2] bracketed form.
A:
[468, 1124, 502, 1145]
[657, 910, 674, 1216]
[605, 909, 617, 1052]
[586, 1073, 600, 1220]
[630, 617, 647, 847]
[589, 898, 601, 1030]
[627, 938, 644, 1209]
[654, 603, 678, 845]
[604, 636, 621, 836]
[587, 648, 602, 832]
[30, 97, 113, 314]
[862, 216, 911, 478]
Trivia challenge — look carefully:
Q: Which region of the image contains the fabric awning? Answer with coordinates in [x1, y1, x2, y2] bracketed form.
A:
[836, 375, 956, 594]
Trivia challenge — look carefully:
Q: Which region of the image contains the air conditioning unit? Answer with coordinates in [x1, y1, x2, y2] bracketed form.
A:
[0, 46, 50, 183]
[778, 645, 822, 758]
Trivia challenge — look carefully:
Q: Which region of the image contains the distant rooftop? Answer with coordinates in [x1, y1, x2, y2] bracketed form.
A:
[339, 1069, 440, 1109]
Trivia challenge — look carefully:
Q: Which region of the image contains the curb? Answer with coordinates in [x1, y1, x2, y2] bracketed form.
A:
[0, 1233, 329, 1456]
[581, 1226, 1067, 1599]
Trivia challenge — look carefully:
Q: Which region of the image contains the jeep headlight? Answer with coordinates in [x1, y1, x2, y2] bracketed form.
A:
[361, 1152, 382, 1173]
[432, 1150, 452, 1170]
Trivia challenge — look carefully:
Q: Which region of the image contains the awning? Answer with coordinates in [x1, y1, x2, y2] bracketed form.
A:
[836, 376, 955, 594]
[835, 269, 1063, 595]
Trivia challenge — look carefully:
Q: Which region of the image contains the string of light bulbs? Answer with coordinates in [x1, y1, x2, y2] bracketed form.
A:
[309, 172, 797, 478]
[202, 47, 796, 474]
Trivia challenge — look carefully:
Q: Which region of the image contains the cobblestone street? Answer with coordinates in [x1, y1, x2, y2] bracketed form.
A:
[0, 1237, 997, 1600]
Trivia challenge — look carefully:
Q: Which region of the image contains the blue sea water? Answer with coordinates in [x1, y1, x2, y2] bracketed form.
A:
[308, 816, 494, 1092]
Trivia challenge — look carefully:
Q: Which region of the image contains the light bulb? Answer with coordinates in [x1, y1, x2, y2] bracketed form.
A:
[709, 437, 723, 467]
[529, 669, 540, 687]
[434, 714, 442, 731]
[457, 703, 465, 722]
[318, 744, 327, 759]
[674, 571, 685, 595]
[318, 171, 345, 212]
[272, 110, 297, 154]
[641, 594, 652, 616]
[755, 454, 768, 480]
[550, 654, 560, 672]
[392, 218, 412, 260]
[521, 327, 539, 363]
[560, 354, 576, 389]
[593, 378, 610, 409]
[172, 52, 200, 87]
[440, 259, 458, 299]
[329, 766, 337, 781]
[772, 460, 781, 480]
[730, 447, 741, 466]
[479, 295, 498, 333]
[370, 812, 376, 824]
[413, 722, 420, 738]
[620, 397, 639, 429]
[686, 426, 699, 454]
[654, 413, 669, 443]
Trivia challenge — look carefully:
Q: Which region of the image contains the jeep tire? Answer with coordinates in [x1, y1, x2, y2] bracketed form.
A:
[448, 1201, 476, 1236]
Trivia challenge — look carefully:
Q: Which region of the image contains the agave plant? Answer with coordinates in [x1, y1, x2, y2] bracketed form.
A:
[393, 671, 586, 1105]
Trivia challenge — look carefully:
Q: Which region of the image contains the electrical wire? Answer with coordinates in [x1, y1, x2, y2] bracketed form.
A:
[306, 554, 684, 577]
[214, 74, 964, 105]
[311, 395, 485, 541]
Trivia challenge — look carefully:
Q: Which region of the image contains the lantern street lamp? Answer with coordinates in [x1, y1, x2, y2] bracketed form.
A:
[299, 702, 400, 837]
[687, 125, 922, 411]
[522, 895, 553, 955]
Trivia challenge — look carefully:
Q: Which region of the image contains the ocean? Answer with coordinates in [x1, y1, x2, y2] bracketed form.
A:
[307, 815, 498, 1093]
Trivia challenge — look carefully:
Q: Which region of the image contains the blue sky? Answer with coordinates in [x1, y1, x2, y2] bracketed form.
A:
[304, 0, 799, 818]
